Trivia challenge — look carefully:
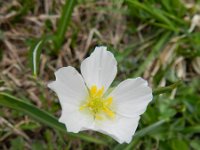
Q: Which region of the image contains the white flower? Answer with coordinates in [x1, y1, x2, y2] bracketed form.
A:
[48, 46, 153, 144]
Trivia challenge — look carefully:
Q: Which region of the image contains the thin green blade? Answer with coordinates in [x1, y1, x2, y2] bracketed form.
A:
[0, 92, 107, 145]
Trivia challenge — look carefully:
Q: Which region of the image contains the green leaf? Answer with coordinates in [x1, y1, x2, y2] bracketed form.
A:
[191, 139, 200, 150]
[170, 139, 189, 150]
[0, 80, 4, 86]
[32, 140, 46, 150]
[10, 137, 25, 150]
[0, 92, 107, 145]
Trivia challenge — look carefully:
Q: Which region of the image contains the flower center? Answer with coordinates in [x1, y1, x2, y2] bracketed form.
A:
[79, 85, 115, 120]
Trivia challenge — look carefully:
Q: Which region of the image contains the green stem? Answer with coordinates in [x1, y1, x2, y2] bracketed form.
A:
[153, 80, 182, 95]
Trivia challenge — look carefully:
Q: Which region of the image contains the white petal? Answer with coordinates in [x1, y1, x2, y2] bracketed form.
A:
[91, 78, 152, 143]
[95, 115, 140, 143]
[81, 46, 117, 92]
[59, 103, 94, 133]
[47, 66, 88, 105]
[110, 77, 153, 118]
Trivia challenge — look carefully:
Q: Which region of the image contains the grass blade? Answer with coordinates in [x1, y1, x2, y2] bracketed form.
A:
[124, 119, 168, 150]
[29, 0, 77, 75]
[132, 32, 171, 77]
[133, 119, 168, 138]
[153, 81, 182, 95]
[54, 0, 77, 51]
[182, 125, 200, 134]
[30, 39, 45, 77]
[0, 92, 107, 145]
[126, 0, 177, 31]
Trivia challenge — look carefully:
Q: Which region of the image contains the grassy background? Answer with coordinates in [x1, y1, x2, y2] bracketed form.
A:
[0, 0, 200, 149]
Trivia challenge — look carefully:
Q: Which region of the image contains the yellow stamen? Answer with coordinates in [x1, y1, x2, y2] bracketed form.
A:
[80, 85, 115, 120]
[104, 97, 113, 105]
[90, 86, 97, 96]
[96, 87, 104, 97]
[79, 104, 87, 111]
[103, 107, 115, 118]
[95, 114, 103, 120]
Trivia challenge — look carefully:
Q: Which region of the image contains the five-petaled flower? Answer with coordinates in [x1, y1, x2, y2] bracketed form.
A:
[48, 46, 153, 143]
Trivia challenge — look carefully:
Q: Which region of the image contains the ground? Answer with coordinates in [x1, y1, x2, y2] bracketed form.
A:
[0, 0, 200, 149]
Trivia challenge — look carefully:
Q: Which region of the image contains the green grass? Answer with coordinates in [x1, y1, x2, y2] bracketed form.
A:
[0, 0, 200, 149]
